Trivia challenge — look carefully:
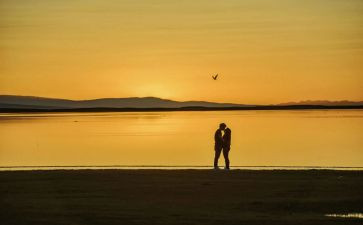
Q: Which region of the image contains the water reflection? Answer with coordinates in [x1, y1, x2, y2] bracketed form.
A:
[1, 110, 362, 167]
[326, 213, 363, 219]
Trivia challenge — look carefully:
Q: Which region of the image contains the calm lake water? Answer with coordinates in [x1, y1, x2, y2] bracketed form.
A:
[0, 110, 362, 169]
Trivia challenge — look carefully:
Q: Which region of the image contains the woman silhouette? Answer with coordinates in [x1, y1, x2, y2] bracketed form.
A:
[222, 128, 231, 170]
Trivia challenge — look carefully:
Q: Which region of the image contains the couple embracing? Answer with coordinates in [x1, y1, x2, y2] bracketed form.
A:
[214, 123, 231, 170]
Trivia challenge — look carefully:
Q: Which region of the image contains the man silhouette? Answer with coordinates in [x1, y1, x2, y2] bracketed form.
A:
[214, 123, 226, 169]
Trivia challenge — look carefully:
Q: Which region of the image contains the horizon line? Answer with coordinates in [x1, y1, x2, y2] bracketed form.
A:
[1, 94, 363, 106]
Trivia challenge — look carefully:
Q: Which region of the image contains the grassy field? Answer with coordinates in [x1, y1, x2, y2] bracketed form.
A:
[1, 169, 363, 225]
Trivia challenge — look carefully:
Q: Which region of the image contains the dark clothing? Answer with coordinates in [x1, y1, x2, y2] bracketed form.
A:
[214, 129, 223, 147]
[223, 129, 231, 151]
[214, 128, 230, 169]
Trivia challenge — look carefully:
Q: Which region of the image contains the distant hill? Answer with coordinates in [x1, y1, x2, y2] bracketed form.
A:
[1, 95, 363, 112]
[278, 100, 363, 106]
[0, 95, 251, 109]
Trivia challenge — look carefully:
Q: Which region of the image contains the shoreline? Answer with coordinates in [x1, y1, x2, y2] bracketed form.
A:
[1, 166, 363, 171]
[1, 105, 363, 113]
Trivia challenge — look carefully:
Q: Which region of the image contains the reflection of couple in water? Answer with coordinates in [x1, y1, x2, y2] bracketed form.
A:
[214, 123, 231, 170]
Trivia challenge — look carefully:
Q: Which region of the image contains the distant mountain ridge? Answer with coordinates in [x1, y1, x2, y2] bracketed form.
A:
[0, 95, 362, 110]
[278, 100, 363, 106]
[0, 95, 251, 109]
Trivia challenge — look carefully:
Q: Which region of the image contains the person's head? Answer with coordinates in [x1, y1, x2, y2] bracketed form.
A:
[219, 123, 226, 130]
[225, 128, 231, 135]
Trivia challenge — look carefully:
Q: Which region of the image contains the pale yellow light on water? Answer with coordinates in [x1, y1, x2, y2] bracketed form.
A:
[0, 110, 362, 168]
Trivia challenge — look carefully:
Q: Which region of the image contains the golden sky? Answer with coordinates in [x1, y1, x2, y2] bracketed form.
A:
[0, 0, 362, 104]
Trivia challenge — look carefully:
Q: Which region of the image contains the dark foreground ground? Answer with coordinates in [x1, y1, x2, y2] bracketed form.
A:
[1, 170, 363, 225]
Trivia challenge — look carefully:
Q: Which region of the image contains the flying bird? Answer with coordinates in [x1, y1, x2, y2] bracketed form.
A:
[212, 74, 218, 80]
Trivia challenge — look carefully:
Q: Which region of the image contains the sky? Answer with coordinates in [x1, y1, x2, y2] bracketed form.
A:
[0, 0, 362, 104]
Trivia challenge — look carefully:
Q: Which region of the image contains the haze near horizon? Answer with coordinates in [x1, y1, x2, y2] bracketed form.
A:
[1, 0, 362, 104]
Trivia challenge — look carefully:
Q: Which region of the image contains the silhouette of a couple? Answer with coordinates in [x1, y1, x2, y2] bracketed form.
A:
[214, 123, 231, 170]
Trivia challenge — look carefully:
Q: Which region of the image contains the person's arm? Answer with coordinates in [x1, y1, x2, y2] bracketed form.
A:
[218, 131, 223, 143]
[215, 130, 222, 143]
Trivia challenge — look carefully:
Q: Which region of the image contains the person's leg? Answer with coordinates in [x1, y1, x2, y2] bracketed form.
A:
[214, 147, 222, 168]
[223, 148, 230, 169]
